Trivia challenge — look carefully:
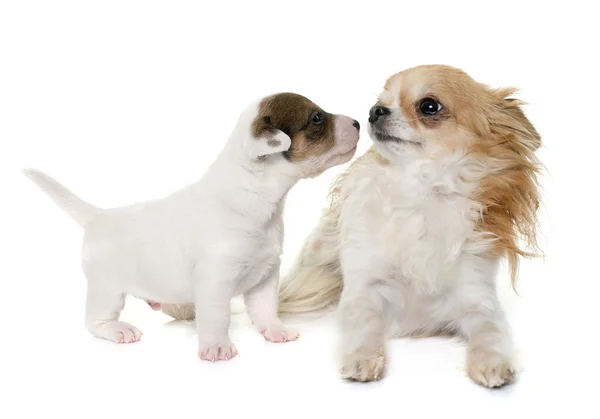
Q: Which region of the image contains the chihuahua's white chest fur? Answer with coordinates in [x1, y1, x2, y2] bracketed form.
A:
[338, 153, 497, 337]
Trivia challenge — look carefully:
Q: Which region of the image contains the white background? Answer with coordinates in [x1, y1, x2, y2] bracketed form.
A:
[1, 1, 598, 418]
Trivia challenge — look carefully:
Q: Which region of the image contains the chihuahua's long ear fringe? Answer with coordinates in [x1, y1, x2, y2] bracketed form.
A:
[473, 87, 544, 291]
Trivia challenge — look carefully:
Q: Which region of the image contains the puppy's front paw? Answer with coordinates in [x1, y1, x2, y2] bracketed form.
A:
[198, 342, 238, 361]
[91, 321, 142, 344]
[340, 348, 386, 382]
[467, 350, 517, 388]
[260, 324, 299, 343]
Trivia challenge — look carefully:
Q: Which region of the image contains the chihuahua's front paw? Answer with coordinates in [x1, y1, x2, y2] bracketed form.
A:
[260, 323, 299, 343]
[467, 349, 517, 388]
[198, 341, 238, 361]
[340, 347, 386, 382]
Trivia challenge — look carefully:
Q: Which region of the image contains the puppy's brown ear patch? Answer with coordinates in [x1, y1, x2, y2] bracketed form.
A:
[249, 115, 291, 159]
[252, 92, 337, 162]
[267, 138, 283, 148]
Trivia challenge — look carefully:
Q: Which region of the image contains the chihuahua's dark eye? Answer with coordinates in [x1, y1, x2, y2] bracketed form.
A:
[311, 112, 324, 124]
[419, 98, 443, 115]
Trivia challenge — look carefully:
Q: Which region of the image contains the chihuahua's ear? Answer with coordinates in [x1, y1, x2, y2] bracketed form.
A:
[490, 88, 541, 151]
[249, 116, 292, 159]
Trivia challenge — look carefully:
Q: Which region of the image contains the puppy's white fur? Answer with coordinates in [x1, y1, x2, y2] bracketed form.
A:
[24, 96, 359, 361]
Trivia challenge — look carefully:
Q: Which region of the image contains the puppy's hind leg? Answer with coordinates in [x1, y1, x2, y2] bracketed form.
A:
[84, 277, 142, 344]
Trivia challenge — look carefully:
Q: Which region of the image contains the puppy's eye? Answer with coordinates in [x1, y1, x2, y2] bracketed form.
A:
[311, 112, 324, 124]
[419, 98, 443, 115]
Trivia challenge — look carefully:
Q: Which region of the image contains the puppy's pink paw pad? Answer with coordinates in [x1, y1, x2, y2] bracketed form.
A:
[198, 343, 238, 361]
[94, 321, 142, 344]
[260, 325, 299, 343]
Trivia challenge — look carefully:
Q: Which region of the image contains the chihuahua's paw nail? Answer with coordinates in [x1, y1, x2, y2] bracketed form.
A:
[340, 347, 386, 382]
[467, 351, 517, 388]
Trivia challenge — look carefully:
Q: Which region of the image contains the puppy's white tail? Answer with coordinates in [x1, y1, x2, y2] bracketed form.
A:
[22, 168, 101, 228]
[278, 212, 343, 314]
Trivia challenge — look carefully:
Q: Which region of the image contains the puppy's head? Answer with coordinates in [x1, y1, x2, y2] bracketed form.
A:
[368, 65, 541, 161]
[243, 93, 360, 177]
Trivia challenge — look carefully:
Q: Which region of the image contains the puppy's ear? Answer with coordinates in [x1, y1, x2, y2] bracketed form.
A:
[490, 88, 541, 151]
[250, 117, 292, 159]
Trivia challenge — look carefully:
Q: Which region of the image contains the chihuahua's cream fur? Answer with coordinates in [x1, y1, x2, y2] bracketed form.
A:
[278, 65, 542, 387]
[24, 92, 359, 361]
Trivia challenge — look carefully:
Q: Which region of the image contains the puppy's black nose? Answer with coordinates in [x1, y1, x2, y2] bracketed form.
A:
[369, 105, 390, 123]
[352, 119, 360, 130]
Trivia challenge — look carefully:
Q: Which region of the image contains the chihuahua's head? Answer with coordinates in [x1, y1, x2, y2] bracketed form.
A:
[232, 93, 360, 178]
[368, 64, 543, 289]
[368, 64, 541, 162]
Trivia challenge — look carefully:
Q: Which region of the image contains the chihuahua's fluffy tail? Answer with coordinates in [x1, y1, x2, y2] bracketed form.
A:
[278, 210, 343, 314]
[22, 168, 100, 228]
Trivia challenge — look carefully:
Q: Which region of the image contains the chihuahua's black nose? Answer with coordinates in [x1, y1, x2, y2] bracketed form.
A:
[369, 105, 390, 123]
[352, 119, 360, 130]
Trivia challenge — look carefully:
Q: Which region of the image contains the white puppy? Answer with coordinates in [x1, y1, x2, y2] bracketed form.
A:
[278, 66, 542, 387]
[24, 92, 360, 361]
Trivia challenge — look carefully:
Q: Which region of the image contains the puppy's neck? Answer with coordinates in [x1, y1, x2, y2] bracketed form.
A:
[199, 145, 299, 223]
